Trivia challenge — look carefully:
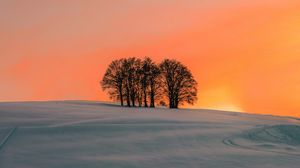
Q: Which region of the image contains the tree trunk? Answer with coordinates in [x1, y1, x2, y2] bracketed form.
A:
[174, 94, 179, 108]
[138, 93, 142, 107]
[143, 88, 148, 107]
[120, 92, 124, 106]
[138, 98, 142, 107]
[169, 94, 173, 108]
[126, 85, 131, 107]
[119, 85, 124, 106]
[150, 83, 155, 108]
[131, 94, 136, 107]
[126, 97, 131, 107]
[150, 92, 155, 108]
[174, 99, 178, 108]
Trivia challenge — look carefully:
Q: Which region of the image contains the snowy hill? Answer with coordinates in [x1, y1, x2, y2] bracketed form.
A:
[0, 101, 300, 168]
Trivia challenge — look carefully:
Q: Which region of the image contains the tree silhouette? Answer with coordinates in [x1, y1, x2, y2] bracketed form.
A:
[101, 57, 197, 109]
[140, 57, 152, 107]
[122, 57, 142, 107]
[160, 59, 197, 108]
[148, 60, 161, 107]
[101, 59, 125, 106]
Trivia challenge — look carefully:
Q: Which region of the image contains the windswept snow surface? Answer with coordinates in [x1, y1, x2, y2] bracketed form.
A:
[0, 101, 300, 168]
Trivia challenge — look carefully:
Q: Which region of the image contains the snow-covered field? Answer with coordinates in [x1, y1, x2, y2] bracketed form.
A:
[0, 101, 300, 168]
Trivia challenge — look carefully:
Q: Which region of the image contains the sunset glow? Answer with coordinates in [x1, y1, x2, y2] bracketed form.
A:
[1, 0, 300, 117]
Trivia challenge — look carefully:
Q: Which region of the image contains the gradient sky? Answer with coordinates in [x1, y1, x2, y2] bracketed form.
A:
[1, 0, 300, 117]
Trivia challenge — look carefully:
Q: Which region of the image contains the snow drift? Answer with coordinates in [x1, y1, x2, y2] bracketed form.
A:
[0, 101, 300, 168]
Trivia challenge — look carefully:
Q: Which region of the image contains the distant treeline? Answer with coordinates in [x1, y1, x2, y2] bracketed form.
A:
[101, 57, 197, 108]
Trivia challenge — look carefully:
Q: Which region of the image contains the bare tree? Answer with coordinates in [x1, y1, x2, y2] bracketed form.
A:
[160, 59, 197, 108]
[135, 60, 144, 107]
[101, 57, 197, 109]
[101, 59, 125, 106]
[122, 57, 142, 107]
[140, 57, 151, 107]
[148, 60, 161, 107]
[140, 57, 162, 108]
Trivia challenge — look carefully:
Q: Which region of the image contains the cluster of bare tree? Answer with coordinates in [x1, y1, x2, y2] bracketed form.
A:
[101, 57, 197, 109]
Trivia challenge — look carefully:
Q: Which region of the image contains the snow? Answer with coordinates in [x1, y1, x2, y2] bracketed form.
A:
[0, 101, 300, 168]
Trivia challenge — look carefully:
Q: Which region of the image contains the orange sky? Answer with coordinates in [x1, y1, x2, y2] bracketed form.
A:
[1, 0, 300, 117]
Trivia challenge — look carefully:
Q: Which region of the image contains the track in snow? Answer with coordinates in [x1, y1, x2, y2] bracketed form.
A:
[0, 127, 17, 151]
[222, 125, 300, 156]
